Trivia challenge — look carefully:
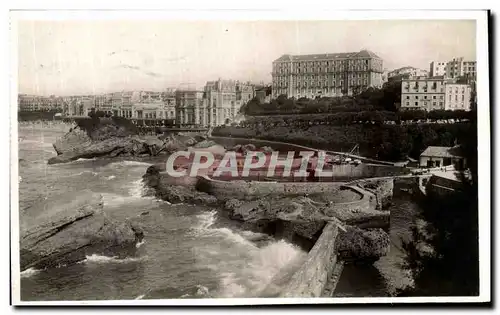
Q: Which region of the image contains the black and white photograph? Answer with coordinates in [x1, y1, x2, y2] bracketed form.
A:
[9, 9, 491, 305]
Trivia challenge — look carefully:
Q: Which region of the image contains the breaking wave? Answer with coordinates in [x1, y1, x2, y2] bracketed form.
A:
[20, 267, 41, 278]
[75, 158, 97, 162]
[79, 254, 146, 264]
[108, 160, 153, 168]
[192, 211, 307, 298]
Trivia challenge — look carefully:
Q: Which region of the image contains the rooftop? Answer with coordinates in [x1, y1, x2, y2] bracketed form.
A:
[420, 145, 465, 158]
[274, 50, 381, 62]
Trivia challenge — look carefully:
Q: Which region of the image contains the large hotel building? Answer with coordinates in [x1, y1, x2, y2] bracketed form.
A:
[271, 50, 384, 99]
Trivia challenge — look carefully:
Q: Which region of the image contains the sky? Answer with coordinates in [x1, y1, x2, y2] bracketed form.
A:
[17, 19, 476, 96]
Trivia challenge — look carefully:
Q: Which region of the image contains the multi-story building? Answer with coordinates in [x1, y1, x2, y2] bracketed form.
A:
[445, 57, 476, 79]
[444, 83, 472, 111]
[400, 77, 446, 111]
[204, 79, 238, 126]
[132, 101, 163, 120]
[430, 58, 476, 79]
[175, 90, 206, 126]
[271, 50, 384, 99]
[236, 81, 255, 104]
[93, 95, 108, 112]
[120, 91, 134, 118]
[429, 61, 447, 77]
[18, 94, 38, 111]
[161, 90, 176, 122]
[388, 67, 429, 80]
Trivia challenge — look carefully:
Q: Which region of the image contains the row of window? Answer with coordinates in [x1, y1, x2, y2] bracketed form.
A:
[275, 59, 370, 69]
[405, 95, 444, 100]
[405, 101, 444, 106]
[275, 66, 374, 74]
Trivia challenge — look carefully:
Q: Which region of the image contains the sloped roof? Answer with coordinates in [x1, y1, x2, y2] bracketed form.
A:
[355, 50, 381, 59]
[274, 50, 381, 62]
[420, 146, 464, 158]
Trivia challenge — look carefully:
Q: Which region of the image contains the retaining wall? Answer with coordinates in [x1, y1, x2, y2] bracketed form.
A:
[322, 186, 372, 217]
[197, 175, 344, 200]
[347, 177, 394, 210]
[280, 222, 340, 297]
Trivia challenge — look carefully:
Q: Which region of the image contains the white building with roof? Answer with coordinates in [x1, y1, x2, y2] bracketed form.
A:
[419, 145, 466, 169]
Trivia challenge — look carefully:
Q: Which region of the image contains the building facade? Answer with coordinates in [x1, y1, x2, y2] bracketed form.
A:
[430, 58, 476, 79]
[429, 61, 447, 77]
[175, 90, 206, 126]
[203, 79, 252, 126]
[444, 83, 472, 111]
[272, 50, 384, 99]
[400, 77, 446, 111]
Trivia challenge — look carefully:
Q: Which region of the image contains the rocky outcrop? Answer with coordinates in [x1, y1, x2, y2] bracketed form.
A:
[20, 190, 143, 271]
[48, 120, 201, 164]
[228, 143, 274, 156]
[335, 226, 390, 263]
[154, 184, 218, 205]
[223, 193, 390, 261]
[193, 140, 218, 148]
[142, 164, 217, 205]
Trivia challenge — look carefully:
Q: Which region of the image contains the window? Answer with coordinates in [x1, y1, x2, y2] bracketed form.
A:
[424, 96, 427, 99]
[433, 96, 436, 99]
[415, 96, 419, 99]
[439, 102, 443, 106]
[433, 102, 436, 106]
[415, 102, 418, 106]
[462, 95, 465, 101]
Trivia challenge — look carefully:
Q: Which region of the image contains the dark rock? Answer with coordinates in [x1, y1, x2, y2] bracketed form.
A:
[20, 190, 143, 271]
[154, 184, 217, 205]
[194, 135, 208, 142]
[224, 196, 328, 244]
[49, 121, 204, 164]
[335, 226, 390, 263]
[49, 128, 149, 164]
[193, 140, 218, 148]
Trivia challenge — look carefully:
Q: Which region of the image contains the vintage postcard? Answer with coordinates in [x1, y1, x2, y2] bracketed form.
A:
[10, 10, 491, 305]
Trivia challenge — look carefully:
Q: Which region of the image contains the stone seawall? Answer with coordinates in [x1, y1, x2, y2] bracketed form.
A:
[347, 178, 394, 210]
[280, 222, 340, 297]
[197, 175, 344, 200]
[322, 186, 370, 216]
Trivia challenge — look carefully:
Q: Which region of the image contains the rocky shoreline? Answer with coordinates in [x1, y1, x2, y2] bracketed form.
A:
[20, 190, 143, 271]
[31, 119, 394, 281]
[47, 117, 209, 165]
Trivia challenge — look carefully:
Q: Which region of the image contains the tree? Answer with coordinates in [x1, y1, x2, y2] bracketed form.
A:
[398, 115, 479, 296]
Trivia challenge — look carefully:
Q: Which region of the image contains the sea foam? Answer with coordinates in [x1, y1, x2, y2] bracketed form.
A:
[80, 254, 146, 264]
